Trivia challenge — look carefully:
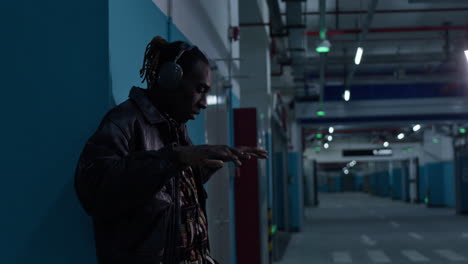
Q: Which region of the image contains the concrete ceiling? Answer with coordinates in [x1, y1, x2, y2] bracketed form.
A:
[271, 0, 468, 99]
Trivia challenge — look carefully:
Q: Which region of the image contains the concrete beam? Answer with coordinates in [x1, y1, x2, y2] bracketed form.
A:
[296, 97, 468, 121]
[306, 53, 447, 65]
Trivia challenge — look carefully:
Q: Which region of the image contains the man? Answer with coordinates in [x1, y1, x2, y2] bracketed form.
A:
[74, 36, 268, 264]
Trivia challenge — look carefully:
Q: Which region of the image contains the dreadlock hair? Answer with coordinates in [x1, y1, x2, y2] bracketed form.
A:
[140, 36, 209, 90]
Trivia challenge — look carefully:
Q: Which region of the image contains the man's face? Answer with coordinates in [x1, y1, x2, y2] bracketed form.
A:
[172, 61, 211, 123]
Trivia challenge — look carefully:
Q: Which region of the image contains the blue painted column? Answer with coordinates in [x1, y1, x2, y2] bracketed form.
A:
[287, 152, 301, 231]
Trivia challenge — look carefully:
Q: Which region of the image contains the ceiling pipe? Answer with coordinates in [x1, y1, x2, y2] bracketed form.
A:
[266, 0, 285, 36]
[306, 25, 468, 36]
[271, 64, 284, 77]
[308, 74, 468, 85]
[304, 128, 403, 135]
[247, 0, 291, 77]
[318, 0, 327, 105]
[266, 0, 290, 69]
[307, 53, 447, 65]
[285, 0, 307, 98]
[271, 58, 293, 77]
[332, 36, 466, 42]
[345, 0, 379, 92]
[239, 22, 271, 27]
[335, 0, 340, 30]
[283, 7, 468, 16]
[319, 0, 327, 37]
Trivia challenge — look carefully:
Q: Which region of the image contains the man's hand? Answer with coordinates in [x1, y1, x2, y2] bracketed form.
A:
[174, 145, 250, 168]
[174, 145, 269, 168]
[235, 146, 269, 160]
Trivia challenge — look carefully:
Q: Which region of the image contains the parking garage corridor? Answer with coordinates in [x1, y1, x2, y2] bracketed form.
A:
[277, 193, 468, 264]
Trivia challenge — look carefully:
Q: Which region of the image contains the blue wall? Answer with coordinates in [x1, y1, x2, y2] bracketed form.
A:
[419, 165, 429, 203]
[273, 152, 286, 229]
[109, 0, 206, 145]
[369, 173, 377, 195]
[425, 163, 445, 206]
[376, 171, 390, 197]
[335, 176, 343, 192]
[2, 0, 109, 263]
[368, 164, 454, 206]
[455, 152, 468, 213]
[419, 162, 455, 207]
[109, 0, 167, 103]
[287, 152, 301, 230]
[368, 171, 391, 197]
[391, 168, 403, 200]
[355, 175, 364, 191]
[443, 163, 455, 207]
[319, 184, 329, 192]
[361, 162, 456, 208]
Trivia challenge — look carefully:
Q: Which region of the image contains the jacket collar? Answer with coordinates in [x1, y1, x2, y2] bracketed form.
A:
[129, 86, 167, 124]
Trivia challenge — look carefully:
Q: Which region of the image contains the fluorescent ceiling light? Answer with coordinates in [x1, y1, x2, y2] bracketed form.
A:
[329, 127, 334, 134]
[354, 47, 364, 65]
[344, 90, 351, 101]
[413, 124, 421, 132]
[397, 133, 405, 140]
[465, 50, 468, 62]
[383, 141, 389, 147]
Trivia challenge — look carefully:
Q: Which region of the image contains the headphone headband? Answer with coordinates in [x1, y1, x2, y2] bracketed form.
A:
[156, 42, 195, 90]
[174, 43, 194, 63]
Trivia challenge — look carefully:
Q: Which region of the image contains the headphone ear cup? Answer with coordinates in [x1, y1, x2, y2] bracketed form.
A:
[157, 62, 184, 90]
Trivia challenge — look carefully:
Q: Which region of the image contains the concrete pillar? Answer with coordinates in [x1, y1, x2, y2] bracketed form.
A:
[287, 121, 304, 231]
[409, 158, 418, 203]
[303, 158, 317, 207]
[204, 70, 233, 264]
[389, 160, 394, 198]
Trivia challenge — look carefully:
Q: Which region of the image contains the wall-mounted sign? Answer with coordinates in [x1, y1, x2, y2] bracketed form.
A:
[343, 149, 393, 157]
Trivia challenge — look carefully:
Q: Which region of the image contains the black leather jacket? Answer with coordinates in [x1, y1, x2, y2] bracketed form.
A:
[74, 87, 215, 264]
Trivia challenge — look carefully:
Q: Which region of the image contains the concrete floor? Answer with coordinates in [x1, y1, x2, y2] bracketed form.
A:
[276, 192, 468, 264]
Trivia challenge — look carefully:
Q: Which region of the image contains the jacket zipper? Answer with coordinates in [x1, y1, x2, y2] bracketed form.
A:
[172, 173, 180, 264]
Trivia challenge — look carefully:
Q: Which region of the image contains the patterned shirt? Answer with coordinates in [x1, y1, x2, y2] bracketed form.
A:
[161, 113, 215, 264]
[178, 167, 215, 264]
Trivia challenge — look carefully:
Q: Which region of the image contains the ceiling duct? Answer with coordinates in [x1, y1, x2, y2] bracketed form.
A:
[307, 53, 448, 65]
[285, 0, 310, 99]
[409, 0, 467, 3]
[266, 0, 289, 64]
[318, 0, 327, 104]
